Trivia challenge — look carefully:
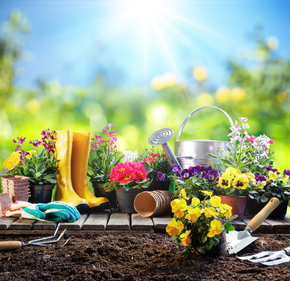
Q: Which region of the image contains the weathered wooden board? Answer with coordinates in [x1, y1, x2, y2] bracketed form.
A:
[59, 214, 89, 230]
[33, 221, 57, 230]
[152, 216, 172, 231]
[107, 213, 130, 231]
[9, 218, 35, 230]
[82, 212, 110, 231]
[242, 218, 272, 231]
[131, 214, 153, 231]
[0, 217, 18, 230]
[231, 220, 246, 231]
[264, 219, 290, 229]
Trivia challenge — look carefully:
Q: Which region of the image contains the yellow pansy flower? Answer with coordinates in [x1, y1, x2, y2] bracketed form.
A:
[281, 175, 289, 182]
[191, 197, 200, 206]
[245, 173, 256, 186]
[179, 189, 189, 200]
[200, 190, 213, 197]
[232, 174, 249, 190]
[180, 230, 192, 246]
[217, 172, 232, 189]
[203, 207, 219, 218]
[225, 167, 241, 179]
[2, 151, 21, 170]
[209, 196, 221, 208]
[207, 219, 222, 237]
[186, 207, 201, 223]
[166, 218, 184, 236]
[220, 204, 232, 218]
[171, 199, 187, 218]
[268, 171, 277, 181]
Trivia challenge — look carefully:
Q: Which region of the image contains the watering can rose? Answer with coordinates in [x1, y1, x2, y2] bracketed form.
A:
[104, 161, 151, 192]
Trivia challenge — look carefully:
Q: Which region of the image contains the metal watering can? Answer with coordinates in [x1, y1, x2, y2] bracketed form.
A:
[148, 105, 234, 169]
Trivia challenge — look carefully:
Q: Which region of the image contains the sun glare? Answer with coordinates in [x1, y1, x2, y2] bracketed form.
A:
[125, 0, 161, 17]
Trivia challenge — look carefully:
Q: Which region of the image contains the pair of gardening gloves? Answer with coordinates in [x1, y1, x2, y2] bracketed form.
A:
[3, 201, 80, 223]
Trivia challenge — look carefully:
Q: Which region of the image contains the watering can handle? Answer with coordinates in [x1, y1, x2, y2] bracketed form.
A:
[176, 105, 235, 141]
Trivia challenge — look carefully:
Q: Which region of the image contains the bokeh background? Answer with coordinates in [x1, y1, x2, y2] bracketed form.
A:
[1, 0, 290, 178]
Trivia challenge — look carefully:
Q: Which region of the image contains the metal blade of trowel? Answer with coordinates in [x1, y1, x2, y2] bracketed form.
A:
[226, 197, 280, 254]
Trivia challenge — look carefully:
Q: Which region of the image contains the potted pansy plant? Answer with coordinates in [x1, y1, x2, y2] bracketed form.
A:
[211, 117, 290, 218]
[138, 147, 171, 191]
[166, 191, 236, 256]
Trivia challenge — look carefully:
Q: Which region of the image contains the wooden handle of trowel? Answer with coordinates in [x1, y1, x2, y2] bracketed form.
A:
[245, 197, 280, 233]
[0, 241, 24, 251]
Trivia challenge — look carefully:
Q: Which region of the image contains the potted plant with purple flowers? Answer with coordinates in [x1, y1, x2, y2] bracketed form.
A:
[138, 147, 171, 191]
[1, 129, 59, 203]
[170, 164, 220, 200]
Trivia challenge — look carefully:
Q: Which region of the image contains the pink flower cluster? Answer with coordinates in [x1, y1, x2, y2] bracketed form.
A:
[91, 124, 117, 152]
[109, 162, 147, 184]
[246, 134, 274, 153]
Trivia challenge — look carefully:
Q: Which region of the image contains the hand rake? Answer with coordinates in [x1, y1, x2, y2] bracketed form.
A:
[238, 246, 290, 266]
[0, 223, 67, 251]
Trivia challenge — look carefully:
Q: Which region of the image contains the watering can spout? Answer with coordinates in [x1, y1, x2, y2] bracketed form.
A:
[148, 128, 180, 166]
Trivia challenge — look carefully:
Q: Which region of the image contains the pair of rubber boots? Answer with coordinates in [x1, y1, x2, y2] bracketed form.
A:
[54, 131, 109, 212]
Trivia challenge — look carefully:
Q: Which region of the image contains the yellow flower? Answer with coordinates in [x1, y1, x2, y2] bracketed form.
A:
[217, 172, 232, 189]
[209, 196, 221, 208]
[191, 197, 200, 206]
[2, 151, 21, 170]
[200, 190, 213, 197]
[171, 199, 187, 218]
[255, 181, 266, 189]
[166, 218, 184, 236]
[26, 150, 36, 159]
[245, 173, 256, 186]
[220, 204, 232, 218]
[192, 66, 207, 82]
[180, 230, 192, 246]
[179, 189, 189, 200]
[186, 207, 201, 223]
[281, 174, 289, 182]
[207, 219, 222, 237]
[232, 174, 249, 190]
[225, 167, 241, 179]
[268, 171, 277, 181]
[203, 207, 219, 218]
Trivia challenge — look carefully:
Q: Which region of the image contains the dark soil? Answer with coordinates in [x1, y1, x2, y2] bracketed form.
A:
[1, 232, 290, 280]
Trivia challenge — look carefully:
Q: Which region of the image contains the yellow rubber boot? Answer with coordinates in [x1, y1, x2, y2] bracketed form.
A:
[54, 130, 89, 212]
[71, 131, 109, 210]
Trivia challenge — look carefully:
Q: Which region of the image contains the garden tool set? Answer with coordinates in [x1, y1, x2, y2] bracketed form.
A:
[238, 246, 290, 266]
[54, 131, 109, 212]
[0, 223, 66, 251]
[148, 105, 234, 169]
[226, 197, 280, 254]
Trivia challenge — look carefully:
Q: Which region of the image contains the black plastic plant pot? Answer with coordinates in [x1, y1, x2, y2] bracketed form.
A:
[92, 181, 118, 209]
[28, 184, 55, 204]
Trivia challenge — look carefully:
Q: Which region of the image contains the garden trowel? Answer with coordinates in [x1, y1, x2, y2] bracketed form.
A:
[226, 197, 280, 254]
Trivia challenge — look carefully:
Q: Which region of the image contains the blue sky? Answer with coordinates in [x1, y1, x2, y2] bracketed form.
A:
[0, 0, 289, 88]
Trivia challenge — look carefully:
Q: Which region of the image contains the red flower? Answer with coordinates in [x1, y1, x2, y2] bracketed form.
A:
[145, 157, 156, 163]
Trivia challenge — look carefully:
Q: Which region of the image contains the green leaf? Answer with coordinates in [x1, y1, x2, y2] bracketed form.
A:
[224, 222, 235, 232]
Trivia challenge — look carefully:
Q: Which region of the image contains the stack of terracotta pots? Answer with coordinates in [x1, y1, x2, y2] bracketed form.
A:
[134, 190, 174, 217]
[1, 175, 30, 202]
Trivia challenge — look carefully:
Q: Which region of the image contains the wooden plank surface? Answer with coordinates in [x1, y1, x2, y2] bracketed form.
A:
[82, 212, 110, 230]
[231, 219, 246, 231]
[59, 214, 89, 230]
[9, 218, 35, 230]
[131, 214, 153, 231]
[0, 217, 18, 230]
[33, 221, 57, 230]
[242, 218, 272, 230]
[107, 213, 130, 231]
[152, 216, 172, 230]
[264, 219, 290, 229]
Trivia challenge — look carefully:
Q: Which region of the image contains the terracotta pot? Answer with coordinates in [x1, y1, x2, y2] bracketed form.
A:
[219, 195, 247, 220]
[92, 181, 118, 209]
[245, 198, 288, 219]
[115, 186, 146, 214]
[134, 190, 174, 217]
[29, 183, 55, 203]
[149, 180, 171, 191]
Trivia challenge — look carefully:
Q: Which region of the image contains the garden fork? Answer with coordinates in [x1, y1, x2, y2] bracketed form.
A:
[238, 246, 290, 266]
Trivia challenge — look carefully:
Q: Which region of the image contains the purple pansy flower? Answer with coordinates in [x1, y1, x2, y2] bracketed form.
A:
[181, 169, 191, 180]
[284, 169, 290, 176]
[204, 169, 220, 182]
[256, 175, 267, 182]
[157, 172, 165, 181]
[170, 165, 181, 174]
